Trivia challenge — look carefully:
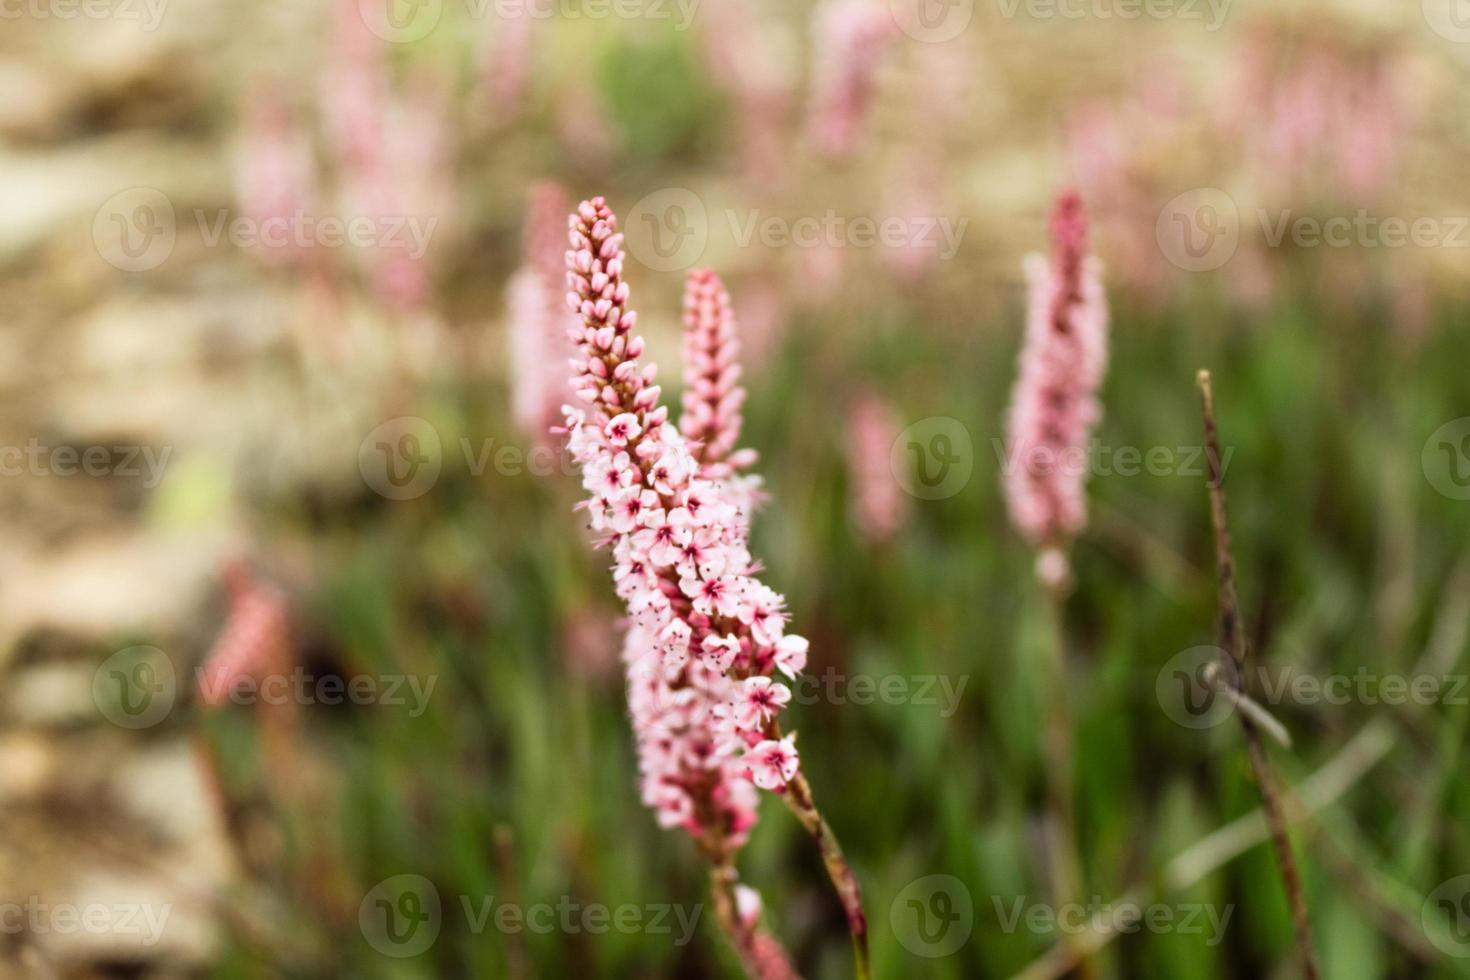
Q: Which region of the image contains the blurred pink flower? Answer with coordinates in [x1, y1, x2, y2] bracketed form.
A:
[480, 8, 535, 125]
[732, 276, 786, 368]
[559, 197, 812, 847]
[680, 268, 755, 474]
[510, 181, 578, 439]
[337, 70, 456, 313]
[319, 4, 455, 315]
[198, 564, 291, 708]
[319, 0, 387, 171]
[880, 149, 942, 282]
[1003, 190, 1109, 585]
[846, 391, 906, 545]
[702, 2, 797, 186]
[805, 0, 896, 159]
[234, 89, 317, 270]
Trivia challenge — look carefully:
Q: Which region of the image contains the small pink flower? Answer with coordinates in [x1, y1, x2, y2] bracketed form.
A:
[605, 412, 641, 446]
[773, 635, 809, 680]
[700, 633, 741, 672]
[736, 676, 791, 730]
[746, 736, 799, 790]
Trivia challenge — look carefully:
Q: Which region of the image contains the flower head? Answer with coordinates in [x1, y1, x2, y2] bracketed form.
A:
[559, 197, 813, 851]
[805, 0, 896, 159]
[1003, 190, 1109, 580]
[846, 391, 907, 544]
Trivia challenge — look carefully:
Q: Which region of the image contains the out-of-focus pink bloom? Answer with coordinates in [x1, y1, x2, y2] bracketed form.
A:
[703, 3, 798, 186]
[880, 149, 942, 282]
[847, 392, 906, 545]
[234, 89, 317, 269]
[560, 609, 620, 680]
[511, 182, 578, 439]
[750, 931, 801, 980]
[198, 564, 291, 708]
[337, 70, 456, 313]
[480, 7, 535, 125]
[805, 0, 896, 159]
[1222, 27, 1409, 205]
[558, 81, 614, 169]
[319, 0, 387, 170]
[680, 268, 754, 474]
[732, 277, 785, 368]
[1003, 191, 1109, 586]
[798, 241, 846, 305]
[559, 197, 812, 847]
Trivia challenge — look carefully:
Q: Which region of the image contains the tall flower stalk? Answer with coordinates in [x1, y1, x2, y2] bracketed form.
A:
[557, 197, 868, 978]
[1002, 190, 1110, 977]
[1196, 370, 1319, 980]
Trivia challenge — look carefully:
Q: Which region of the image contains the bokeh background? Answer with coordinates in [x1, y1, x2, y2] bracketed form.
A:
[2, 0, 1469, 976]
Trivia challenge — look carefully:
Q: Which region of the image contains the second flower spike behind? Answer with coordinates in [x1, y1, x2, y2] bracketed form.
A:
[1003, 189, 1111, 591]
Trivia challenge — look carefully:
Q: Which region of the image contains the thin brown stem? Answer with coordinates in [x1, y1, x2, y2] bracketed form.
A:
[779, 771, 870, 980]
[1196, 369, 1319, 980]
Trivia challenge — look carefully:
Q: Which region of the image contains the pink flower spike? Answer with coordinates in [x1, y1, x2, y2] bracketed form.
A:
[847, 391, 907, 545]
[680, 268, 749, 470]
[805, 0, 896, 159]
[1002, 189, 1110, 579]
